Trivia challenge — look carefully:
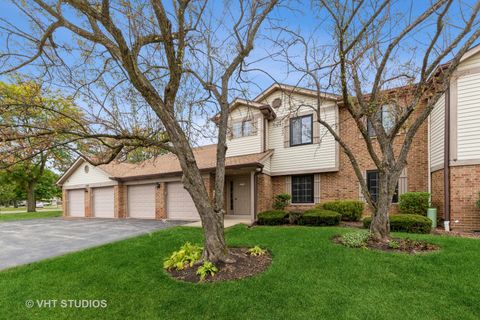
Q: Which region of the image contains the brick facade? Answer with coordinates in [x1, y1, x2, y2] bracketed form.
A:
[430, 169, 445, 219]
[114, 185, 126, 218]
[84, 188, 92, 218]
[155, 183, 167, 219]
[260, 105, 429, 215]
[449, 165, 480, 231]
[257, 173, 273, 212]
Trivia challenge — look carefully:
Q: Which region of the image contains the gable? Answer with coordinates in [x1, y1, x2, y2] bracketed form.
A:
[60, 159, 114, 187]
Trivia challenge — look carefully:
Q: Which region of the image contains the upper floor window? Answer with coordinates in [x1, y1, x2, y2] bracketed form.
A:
[290, 114, 313, 146]
[366, 170, 398, 204]
[231, 119, 255, 138]
[367, 105, 396, 137]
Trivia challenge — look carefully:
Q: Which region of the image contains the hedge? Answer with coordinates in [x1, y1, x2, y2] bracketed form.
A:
[257, 210, 288, 225]
[320, 200, 364, 221]
[363, 214, 432, 234]
[399, 192, 430, 216]
[297, 209, 341, 226]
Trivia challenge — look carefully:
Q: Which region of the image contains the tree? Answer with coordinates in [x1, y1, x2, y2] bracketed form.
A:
[276, 0, 480, 240]
[0, 81, 83, 211]
[0, 1, 278, 262]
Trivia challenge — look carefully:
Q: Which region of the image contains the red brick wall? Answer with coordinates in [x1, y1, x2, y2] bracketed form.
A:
[155, 183, 167, 219]
[114, 185, 126, 218]
[260, 104, 429, 215]
[257, 173, 273, 212]
[449, 165, 480, 231]
[84, 188, 92, 218]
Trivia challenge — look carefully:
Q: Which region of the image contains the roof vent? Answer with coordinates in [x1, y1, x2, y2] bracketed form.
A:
[272, 98, 282, 108]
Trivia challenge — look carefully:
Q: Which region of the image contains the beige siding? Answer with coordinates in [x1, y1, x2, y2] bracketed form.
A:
[458, 51, 480, 71]
[63, 162, 113, 187]
[226, 106, 263, 157]
[457, 73, 480, 160]
[430, 94, 445, 169]
[259, 91, 338, 175]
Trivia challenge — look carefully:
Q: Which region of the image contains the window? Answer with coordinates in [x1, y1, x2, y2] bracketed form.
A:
[367, 105, 396, 137]
[231, 119, 255, 138]
[290, 114, 313, 146]
[291, 175, 314, 203]
[366, 170, 398, 204]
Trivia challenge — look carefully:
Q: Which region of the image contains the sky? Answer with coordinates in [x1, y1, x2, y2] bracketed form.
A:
[0, 0, 479, 147]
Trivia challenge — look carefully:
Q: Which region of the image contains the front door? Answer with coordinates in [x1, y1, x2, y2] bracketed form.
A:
[227, 175, 251, 215]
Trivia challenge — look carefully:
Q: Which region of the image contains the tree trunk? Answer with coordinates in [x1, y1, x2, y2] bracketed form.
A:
[26, 182, 36, 213]
[370, 172, 391, 241]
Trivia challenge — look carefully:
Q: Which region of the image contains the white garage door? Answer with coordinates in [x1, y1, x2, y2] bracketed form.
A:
[167, 182, 200, 220]
[92, 187, 115, 218]
[128, 184, 156, 219]
[68, 189, 85, 217]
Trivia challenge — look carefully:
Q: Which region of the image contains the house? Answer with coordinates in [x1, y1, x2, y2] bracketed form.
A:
[57, 46, 480, 231]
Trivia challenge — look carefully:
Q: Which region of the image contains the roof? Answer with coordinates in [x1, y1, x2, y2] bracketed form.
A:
[253, 83, 341, 102]
[58, 145, 273, 184]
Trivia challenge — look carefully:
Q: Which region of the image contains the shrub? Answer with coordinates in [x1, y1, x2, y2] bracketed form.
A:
[388, 240, 400, 249]
[476, 192, 480, 209]
[297, 209, 341, 226]
[340, 231, 371, 248]
[273, 193, 291, 210]
[287, 211, 303, 224]
[163, 242, 203, 270]
[248, 245, 267, 256]
[320, 200, 364, 221]
[196, 262, 218, 281]
[399, 192, 430, 216]
[257, 210, 288, 225]
[363, 214, 432, 234]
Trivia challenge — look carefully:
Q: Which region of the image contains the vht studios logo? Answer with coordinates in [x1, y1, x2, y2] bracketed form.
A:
[25, 299, 107, 309]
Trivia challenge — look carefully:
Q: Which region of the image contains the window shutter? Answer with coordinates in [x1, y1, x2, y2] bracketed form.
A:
[359, 171, 366, 202]
[398, 167, 408, 195]
[314, 174, 321, 204]
[312, 112, 320, 144]
[283, 118, 290, 148]
[285, 176, 292, 195]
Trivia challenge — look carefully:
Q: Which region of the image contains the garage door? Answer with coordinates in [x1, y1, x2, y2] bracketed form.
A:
[128, 184, 156, 219]
[68, 189, 85, 217]
[167, 182, 200, 220]
[92, 187, 115, 218]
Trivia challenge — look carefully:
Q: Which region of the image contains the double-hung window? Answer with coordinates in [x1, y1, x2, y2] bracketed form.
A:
[291, 175, 314, 203]
[231, 119, 255, 138]
[367, 105, 396, 137]
[290, 114, 313, 146]
[366, 170, 398, 203]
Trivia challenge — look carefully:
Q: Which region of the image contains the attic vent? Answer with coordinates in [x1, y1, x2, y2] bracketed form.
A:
[272, 98, 282, 108]
[84, 165, 89, 173]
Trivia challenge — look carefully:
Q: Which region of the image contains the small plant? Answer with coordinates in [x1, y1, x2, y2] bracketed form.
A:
[476, 192, 480, 209]
[163, 242, 203, 271]
[248, 245, 266, 256]
[388, 240, 400, 249]
[273, 193, 291, 210]
[196, 261, 219, 281]
[340, 231, 371, 248]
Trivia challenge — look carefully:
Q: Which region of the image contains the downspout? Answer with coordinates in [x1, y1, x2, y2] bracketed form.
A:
[444, 86, 451, 231]
[427, 112, 432, 199]
[253, 167, 262, 222]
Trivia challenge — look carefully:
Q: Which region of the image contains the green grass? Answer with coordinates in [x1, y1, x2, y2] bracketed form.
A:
[0, 210, 62, 222]
[1, 225, 479, 319]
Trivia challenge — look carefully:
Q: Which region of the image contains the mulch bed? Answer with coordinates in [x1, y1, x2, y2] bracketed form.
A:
[333, 236, 439, 254]
[433, 228, 480, 239]
[167, 248, 272, 283]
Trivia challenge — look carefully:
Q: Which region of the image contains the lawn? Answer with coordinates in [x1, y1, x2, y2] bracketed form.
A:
[1, 225, 479, 320]
[0, 210, 62, 222]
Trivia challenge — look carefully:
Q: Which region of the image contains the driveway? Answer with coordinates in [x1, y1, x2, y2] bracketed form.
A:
[0, 218, 187, 270]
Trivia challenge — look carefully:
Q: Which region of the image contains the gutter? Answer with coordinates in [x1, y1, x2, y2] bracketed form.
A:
[444, 86, 451, 231]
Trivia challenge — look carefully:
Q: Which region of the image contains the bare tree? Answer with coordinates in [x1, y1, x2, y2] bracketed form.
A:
[0, 0, 277, 262]
[275, 0, 480, 240]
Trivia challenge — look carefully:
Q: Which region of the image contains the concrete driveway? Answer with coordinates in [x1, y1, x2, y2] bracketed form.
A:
[0, 218, 186, 271]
